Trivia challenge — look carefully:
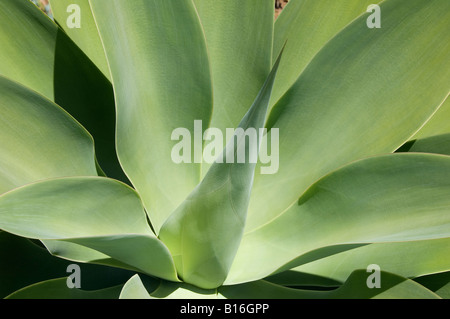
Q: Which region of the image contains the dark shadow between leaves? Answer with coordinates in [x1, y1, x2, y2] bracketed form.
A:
[53, 27, 130, 184]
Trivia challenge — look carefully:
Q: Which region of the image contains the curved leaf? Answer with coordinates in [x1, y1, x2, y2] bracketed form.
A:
[227, 154, 450, 284]
[159, 51, 284, 289]
[293, 238, 450, 283]
[119, 274, 160, 299]
[192, 0, 273, 156]
[271, 0, 382, 107]
[90, 0, 213, 233]
[0, 76, 97, 194]
[149, 281, 217, 299]
[0, 177, 178, 281]
[247, 0, 450, 231]
[220, 270, 439, 299]
[0, 0, 124, 182]
[399, 133, 450, 156]
[413, 96, 450, 139]
[49, 0, 111, 80]
[6, 278, 123, 299]
[415, 272, 450, 299]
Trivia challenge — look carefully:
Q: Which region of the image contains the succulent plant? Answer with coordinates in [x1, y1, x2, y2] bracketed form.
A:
[0, 0, 449, 299]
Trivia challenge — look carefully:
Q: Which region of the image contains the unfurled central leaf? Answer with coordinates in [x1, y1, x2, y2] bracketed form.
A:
[159, 50, 284, 289]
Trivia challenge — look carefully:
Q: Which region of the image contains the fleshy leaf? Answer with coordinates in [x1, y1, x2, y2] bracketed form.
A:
[49, 0, 111, 80]
[89, 0, 213, 233]
[247, 0, 450, 231]
[159, 48, 285, 289]
[6, 278, 123, 299]
[0, 177, 178, 281]
[227, 154, 450, 284]
[0, 76, 97, 194]
[0, 0, 124, 182]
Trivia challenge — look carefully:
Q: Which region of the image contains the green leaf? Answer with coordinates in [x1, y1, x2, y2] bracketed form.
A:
[119, 274, 160, 299]
[413, 96, 450, 139]
[5, 278, 123, 299]
[89, 0, 213, 233]
[227, 154, 450, 284]
[247, 0, 450, 232]
[0, 76, 97, 194]
[292, 238, 450, 284]
[414, 272, 450, 299]
[398, 134, 450, 156]
[220, 270, 439, 299]
[49, 0, 111, 80]
[159, 50, 284, 289]
[0, 0, 125, 183]
[149, 281, 217, 299]
[271, 0, 382, 107]
[0, 177, 178, 281]
[192, 0, 273, 156]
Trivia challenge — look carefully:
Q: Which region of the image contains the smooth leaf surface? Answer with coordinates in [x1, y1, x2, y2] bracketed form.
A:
[247, 0, 450, 231]
[292, 238, 450, 283]
[49, 0, 111, 80]
[149, 281, 217, 299]
[415, 272, 450, 299]
[271, 0, 382, 107]
[0, 0, 124, 182]
[220, 270, 439, 299]
[227, 154, 450, 284]
[90, 0, 213, 233]
[413, 96, 450, 139]
[400, 134, 450, 156]
[159, 52, 284, 289]
[119, 274, 160, 299]
[0, 177, 178, 281]
[0, 76, 97, 194]
[192, 0, 273, 163]
[6, 278, 123, 299]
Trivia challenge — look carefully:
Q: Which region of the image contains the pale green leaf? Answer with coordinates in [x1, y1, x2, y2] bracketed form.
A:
[399, 134, 450, 156]
[119, 274, 160, 299]
[0, 76, 97, 194]
[6, 278, 123, 299]
[192, 0, 273, 166]
[0, 177, 178, 281]
[247, 0, 450, 231]
[293, 238, 450, 283]
[220, 270, 439, 299]
[413, 96, 450, 139]
[0, 0, 124, 182]
[149, 281, 217, 299]
[159, 50, 284, 289]
[271, 0, 382, 107]
[227, 154, 450, 284]
[90, 0, 213, 233]
[49, 0, 111, 80]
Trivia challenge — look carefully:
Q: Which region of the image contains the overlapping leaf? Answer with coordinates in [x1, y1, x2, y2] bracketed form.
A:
[0, 0, 125, 182]
[159, 50, 284, 289]
[90, 0, 213, 233]
[0, 177, 178, 281]
[227, 154, 450, 284]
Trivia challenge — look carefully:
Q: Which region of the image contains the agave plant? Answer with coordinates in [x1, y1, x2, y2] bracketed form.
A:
[0, 0, 449, 299]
